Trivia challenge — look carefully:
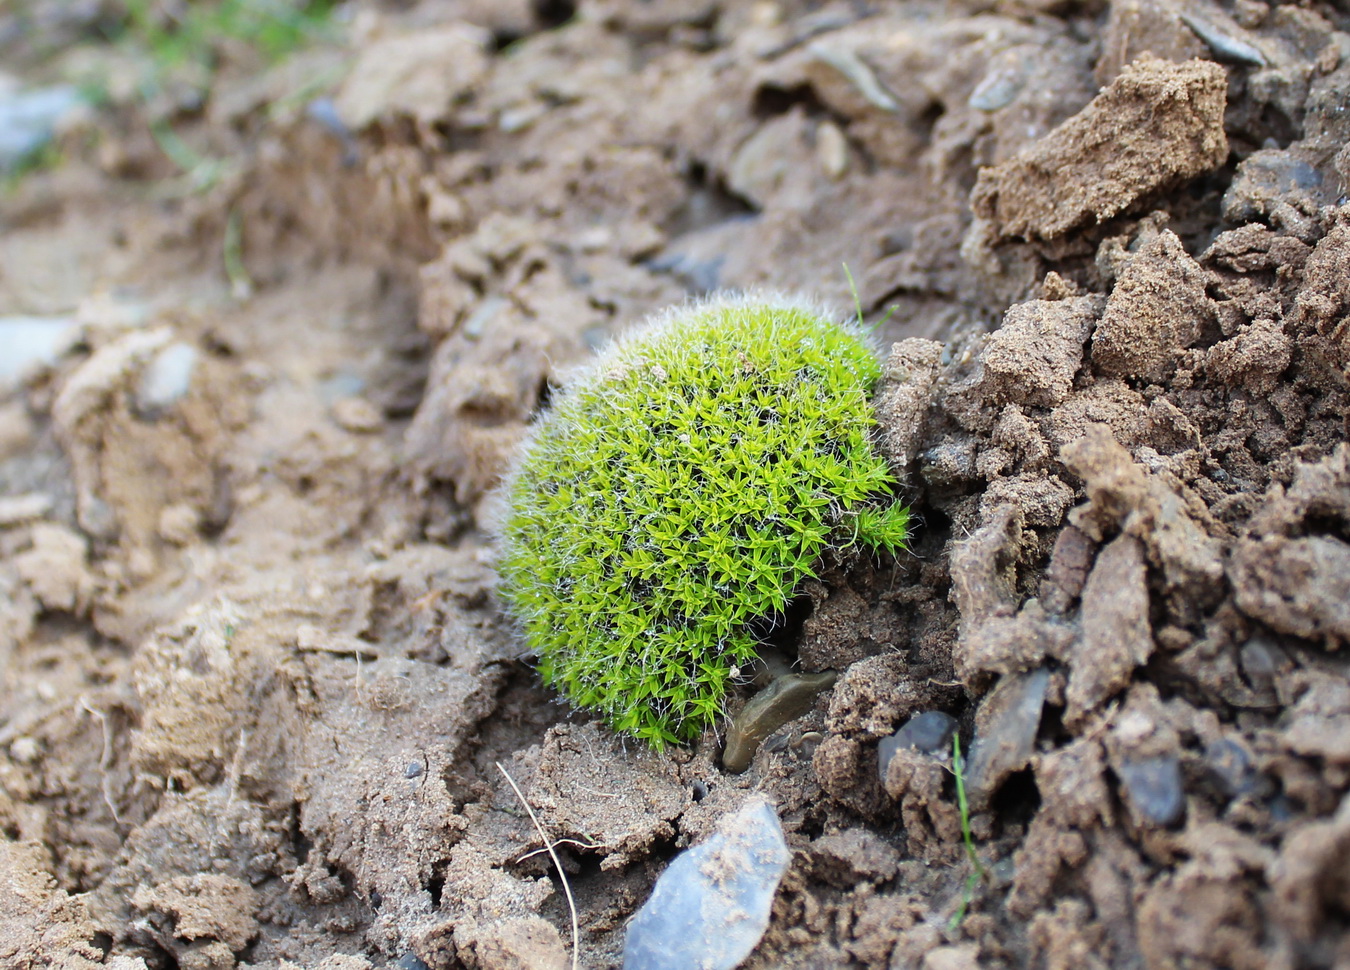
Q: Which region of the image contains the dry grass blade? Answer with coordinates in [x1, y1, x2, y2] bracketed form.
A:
[496, 761, 580, 970]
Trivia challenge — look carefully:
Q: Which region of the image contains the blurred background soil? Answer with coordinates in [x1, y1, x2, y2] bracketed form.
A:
[2, 0, 1349, 967]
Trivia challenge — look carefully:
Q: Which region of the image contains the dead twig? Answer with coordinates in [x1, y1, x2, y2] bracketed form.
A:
[496, 761, 580, 970]
[78, 697, 123, 825]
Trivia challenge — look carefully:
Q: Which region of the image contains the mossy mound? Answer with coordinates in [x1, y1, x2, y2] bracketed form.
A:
[497, 295, 909, 747]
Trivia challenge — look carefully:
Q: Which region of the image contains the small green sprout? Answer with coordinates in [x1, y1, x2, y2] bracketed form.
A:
[497, 295, 910, 748]
[948, 733, 987, 930]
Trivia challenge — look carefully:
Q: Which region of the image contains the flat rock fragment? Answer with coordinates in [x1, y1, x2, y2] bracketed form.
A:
[878, 712, 959, 780]
[723, 671, 837, 774]
[623, 799, 790, 970]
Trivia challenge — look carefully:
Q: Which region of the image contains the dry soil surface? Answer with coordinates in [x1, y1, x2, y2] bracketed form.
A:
[3, 1, 1350, 968]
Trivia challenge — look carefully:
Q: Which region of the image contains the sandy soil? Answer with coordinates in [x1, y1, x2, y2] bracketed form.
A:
[3, 0, 1350, 967]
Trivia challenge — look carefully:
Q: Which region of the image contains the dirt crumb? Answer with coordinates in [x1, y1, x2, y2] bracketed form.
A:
[465, 916, 568, 970]
[971, 55, 1228, 242]
[881, 746, 962, 860]
[808, 828, 902, 886]
[1204, 316, 1292, 394]
[11, 522, 94, 614]
[130, 873, 260, 955]
[874, 338, 943, 470]
[5, 1, 1350, 967]
[1030, 899, 1111, 970]
[526, 723, 689, 870]
[1091, 229, 1215, 381]
[129, 600, 253, 787]
[334, 23, 491, 129]
[949, 297, 1098, 418]
[1295, 221, 1350, 379]
[1231, 534, 1350, 647]
[1061, 424, 1224, 598]
[0, 840, 103, 969]
[1066, 534, 1152, 722]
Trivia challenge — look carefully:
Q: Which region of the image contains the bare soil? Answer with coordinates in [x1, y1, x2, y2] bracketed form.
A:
[3, 1, 1350, 968]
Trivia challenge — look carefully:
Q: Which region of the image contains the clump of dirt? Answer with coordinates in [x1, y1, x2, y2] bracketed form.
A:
[3, 0, 1350, 968]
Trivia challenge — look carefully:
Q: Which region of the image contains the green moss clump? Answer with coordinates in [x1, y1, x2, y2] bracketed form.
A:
[497, 295, 909, 747]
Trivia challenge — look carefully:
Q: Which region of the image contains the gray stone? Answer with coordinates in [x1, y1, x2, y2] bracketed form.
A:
[1118, 753, 1185, 827]
[623, 799, 790, 970]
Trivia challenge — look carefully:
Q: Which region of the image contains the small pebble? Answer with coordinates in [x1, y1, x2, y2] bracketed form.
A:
[136, 341, 198, 416]
[0, 315, 79, 382]
[1204, 738, 1260, 798]
[1117, 753, 1185, 827]
[793, 730, 825, 760]
[761, 732, 792, 755]
[331, 397, 383, 434]
[404, 761, 424, 779]
[499, 104, 546, 133]
[1239, 636, 1289, 684]
[989, 856, 1016, 888]
[463, 295, 508, 338]
[0, 84, 84, 172]
[319, 371, 366, 402]
[816, 120, 848, 180]
[157, 504, 201, 546]
[807, 41, 899, 112]
[647, 216, 754, 294]
[1177, 9, 1266, 66]
[623, 799, 789, 970]
[1269, 794, 1297, 823]
[10, 737, 40, 764]
[0, 493, 53, 528]
[305, 96, 349, 138]
[968, 52, 1028, 111]
[305, 96, 359, 165]
[900, 711, 958, 754]
[877, 711, 958, 783]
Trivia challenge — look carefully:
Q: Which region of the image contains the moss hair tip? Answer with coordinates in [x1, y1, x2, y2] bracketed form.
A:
[495, 293, 909, 749]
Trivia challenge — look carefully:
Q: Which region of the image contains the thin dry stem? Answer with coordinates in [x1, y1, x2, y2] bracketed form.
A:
[79, 696, 123, 825]
[496, 761, 580, 970]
